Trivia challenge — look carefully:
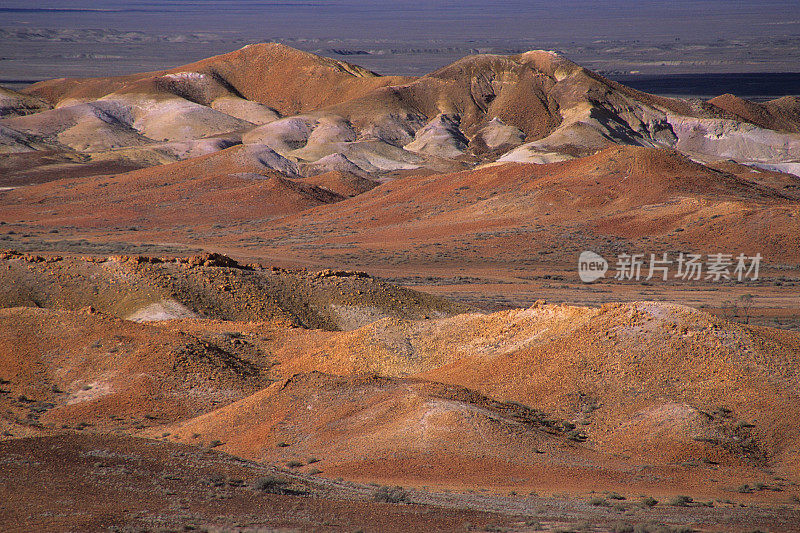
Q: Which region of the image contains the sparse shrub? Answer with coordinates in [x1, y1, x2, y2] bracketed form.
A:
[208, 474, 225, 487]
[308, 468, 322, 475]
[606, 491, 625, 500]
[589, 496, 608, 506]
[254, 475, 290, 494]
[525, 519, 543, 530]
[208, 440, 223, 448]
[286, 460, 303, 468]
[307, 457, 320, 464]
[666, 495, 693, 506]
[630, 523, 694, 533]
[567, 429, 588, 442]
[277, 441, 290, 447]
[373, 485, 409, 504]
[640, 496, 658, 507]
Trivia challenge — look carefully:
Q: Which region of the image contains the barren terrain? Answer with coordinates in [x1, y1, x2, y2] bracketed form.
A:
[1, 43, 800, 531]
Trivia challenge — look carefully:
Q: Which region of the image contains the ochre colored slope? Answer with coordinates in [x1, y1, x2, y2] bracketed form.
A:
[0, 253, 468, 329]
[0, 306, 268, 436]
[150, 371, 641, 492]
[258, 300, 800, 477]
[243, 145, 800, 265]
[0, 144, 343, 228]
[710, 94, 800, 133]
[23, 43, 412, 115]
[129, 300, 800, 495]
[417, 302, 800, 475]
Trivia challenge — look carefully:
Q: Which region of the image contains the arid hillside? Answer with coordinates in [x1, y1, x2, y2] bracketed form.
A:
[216, 145, 800, 271]
[0, 251, 466, 328]
[2, 43, 800, 532]
[4, 43, 800, 187]
[1, 256, 798, 513]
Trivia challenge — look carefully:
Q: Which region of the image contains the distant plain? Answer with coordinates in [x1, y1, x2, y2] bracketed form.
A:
[2, 0, 800, 97]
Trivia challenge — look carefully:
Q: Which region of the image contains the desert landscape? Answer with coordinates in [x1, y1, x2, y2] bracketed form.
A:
[1, 6, 800, 531]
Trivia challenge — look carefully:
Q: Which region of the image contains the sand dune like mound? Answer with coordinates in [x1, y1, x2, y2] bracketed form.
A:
[150, 372, 626, 488]
[0, 252, 468, 330]
[300, 170, 380, 197]
[0, 122, 60, 153]
[243, 300, 800, 480]
[710, 94, 800, 133]
[0, 144, 338, 227]
[0, 86, 51, 118]
[246, 145, 800, 265]
[298, 152, 371, 178]
[405, 113, 470, 158]
[471, 117, 526, 153]
[23, 43, 411, 116]
[209, 95, 280, 124]
[0, 306, 268, 437]
[0, 101, 152, 152]
[416, 302, 800, 472]
[242, 115, 318, 154]
[3, 143, 798, 267]
[0, 149, 148, 187]
[100, 93, 253, 142]
[0, 252, 798, 503]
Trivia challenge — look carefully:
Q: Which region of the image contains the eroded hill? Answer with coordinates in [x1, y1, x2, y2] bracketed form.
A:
[4, 43, 800, 186]
[0, 251, 467, 328]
